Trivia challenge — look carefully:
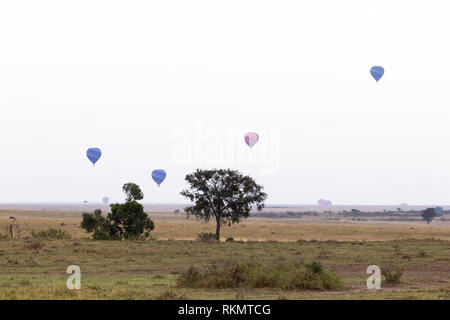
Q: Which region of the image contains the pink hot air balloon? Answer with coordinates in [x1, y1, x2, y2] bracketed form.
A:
[244, 132, 259, 148]
[318, 199, 332, 206]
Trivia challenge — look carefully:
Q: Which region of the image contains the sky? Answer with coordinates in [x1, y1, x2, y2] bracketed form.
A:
[1, 1, 450, 205]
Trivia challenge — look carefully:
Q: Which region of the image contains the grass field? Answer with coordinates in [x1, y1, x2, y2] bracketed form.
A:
[0, 210, 449, 300]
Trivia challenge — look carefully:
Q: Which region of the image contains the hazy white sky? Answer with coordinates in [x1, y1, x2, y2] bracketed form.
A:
[1, 1, 450, 205]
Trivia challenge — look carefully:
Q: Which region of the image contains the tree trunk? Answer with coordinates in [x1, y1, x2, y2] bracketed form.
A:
[215, 217, 221, 240]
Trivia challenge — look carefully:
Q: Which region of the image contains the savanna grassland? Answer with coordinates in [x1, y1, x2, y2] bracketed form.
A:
[0, 208, 449, 300]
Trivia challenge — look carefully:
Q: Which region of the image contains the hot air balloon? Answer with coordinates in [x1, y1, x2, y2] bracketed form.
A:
[318, 199, 332, 206]
[102, 197, 109, 205]
[151, 169, 166, 187]
[86, 148, 102, 166]
[244, 132, 259, 148]
[370, 66, 384, 82]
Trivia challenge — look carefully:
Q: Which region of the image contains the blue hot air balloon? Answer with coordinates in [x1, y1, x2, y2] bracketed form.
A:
[86, 148, 102, 166]
[151, 169, 166, 187]
[370, 66, 384, 82]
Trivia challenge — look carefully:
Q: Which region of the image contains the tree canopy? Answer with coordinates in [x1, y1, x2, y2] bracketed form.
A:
[421, 208, 437, 224]
[180, 169, 267, 240]
[122, 182, 144, 202]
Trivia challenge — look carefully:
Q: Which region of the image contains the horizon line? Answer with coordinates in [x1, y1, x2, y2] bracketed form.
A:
[0, 202, 448, 207]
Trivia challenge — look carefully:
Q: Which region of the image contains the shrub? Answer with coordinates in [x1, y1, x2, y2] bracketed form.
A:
[177, 266, 201, 287]
[31, 228, 71, 240]
[197, 232, 218, 242]
[305, 261, 323, 274]
[177, 260, 343, 291]
[381, 266, 404, 285]
[81, 183, 155, 240]
[226, 237, 234, 242]
[27, 240, 45, 250]
[93, 230, 112, 240]
[154, 289, 187, 300]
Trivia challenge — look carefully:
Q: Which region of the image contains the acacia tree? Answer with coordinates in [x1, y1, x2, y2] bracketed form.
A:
[421, 208, 437, 224]
[180, 169, 267, 240]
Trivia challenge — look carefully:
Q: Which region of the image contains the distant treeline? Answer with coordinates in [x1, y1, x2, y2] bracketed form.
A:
[251, 209, 447, 220]
[251, 211, 320, 218]
[341, 209, 446, 217]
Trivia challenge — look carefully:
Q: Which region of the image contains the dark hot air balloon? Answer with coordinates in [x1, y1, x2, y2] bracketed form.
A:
[86, 148, 102, 166]
[370, 66, 384, 82]
[152, 169, 166, 187]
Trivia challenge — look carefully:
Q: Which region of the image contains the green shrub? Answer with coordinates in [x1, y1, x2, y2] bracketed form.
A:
[177, 260, 343, 291]
[305, 261, 323, 274]
[381, 266, 404, 285]
[81, 185, 155, 241]
[93, 230, 112, 240]
[197, 232, 218, 242]
[31, 228, 71, 240]
[226, 237, 234, 242]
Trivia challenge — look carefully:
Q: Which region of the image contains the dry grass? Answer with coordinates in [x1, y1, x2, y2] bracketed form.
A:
[0, 237, 448, 299]
[0, 209, 449, 300]
[1, 214, 450, 242]
[151, 220, 450, 242]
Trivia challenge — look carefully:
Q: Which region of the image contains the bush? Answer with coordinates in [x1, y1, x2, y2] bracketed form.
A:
[305, 261, 323, 274]
[154, 289, 187, 300]
[81, 183, 155, 241]
[31, 228, 71, 240]
[226, 237, 234, 242]
[93, 230, 112, 240]
[27, 240, 45, 250]
[177, 261, 343, 291]
[82, 206, 154, 240]
[197, 232, 218, 242]
[381, 266, 404, 285]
